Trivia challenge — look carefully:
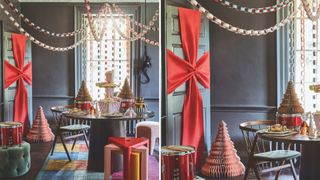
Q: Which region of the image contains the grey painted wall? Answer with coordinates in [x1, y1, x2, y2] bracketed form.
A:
[20, 3, 159, 121]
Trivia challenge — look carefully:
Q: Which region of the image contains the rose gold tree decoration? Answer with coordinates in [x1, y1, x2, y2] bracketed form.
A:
[201, 121, 245, 178]
[118, 77, 134, 113]
[277, 81, 304, 128]
[26, 106, 55, 142]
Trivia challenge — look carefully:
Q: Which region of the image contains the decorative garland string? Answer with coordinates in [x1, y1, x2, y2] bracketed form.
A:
[85, 1, 109, 41]
[3, 0, 86, 37]
[188, 0, 300, 36]
[212, 0, 293, 14]
[3, 0, 159, 37]
[300, 0, 320, 21]
[111, 4, 159, 31]
[1, 1, 159, 49]
[0, 2, 86, 51]
[109, 6, 148, 41]
[85, 3, 159, 45]
[301, 8, 306, 105]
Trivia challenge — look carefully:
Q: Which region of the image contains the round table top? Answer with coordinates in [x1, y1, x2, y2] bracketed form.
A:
[51, 105, 155, 121]
[259, 131, 320, 144]
[63, 112, 154, 121]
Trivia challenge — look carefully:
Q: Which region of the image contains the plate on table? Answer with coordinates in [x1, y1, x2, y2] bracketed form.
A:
[67, 110, 88, 116]
[102, 112, 124, 118]
[258, 128, 297, 136]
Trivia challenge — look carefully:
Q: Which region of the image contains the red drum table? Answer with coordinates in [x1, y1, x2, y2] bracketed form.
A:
[260, 132, 320, 180]
[63, 112, 154, 172]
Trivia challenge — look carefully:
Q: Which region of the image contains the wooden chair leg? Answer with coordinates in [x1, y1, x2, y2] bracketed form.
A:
[60, 134, 71, 161]
[50, 134, 58, 156]
[244, 166, 250, 180]
[253, 166, 261, 180]
[83, 131, 89, 148]
[71, 137, 77, 151]
[275, 160, 285, 180]
[289, 159, 298, 180]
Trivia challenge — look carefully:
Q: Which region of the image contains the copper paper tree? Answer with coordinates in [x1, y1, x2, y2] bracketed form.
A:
[278, 81, 304, 114]
[26, 106, 55, 142]
[201, 121, 245, 178]
[76, 80, 92, 101]
[118, 77, 134, 99]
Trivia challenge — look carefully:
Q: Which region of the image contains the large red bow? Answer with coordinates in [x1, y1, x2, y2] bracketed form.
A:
[4, 33, 32, 134]
[166, 8, 210, 167]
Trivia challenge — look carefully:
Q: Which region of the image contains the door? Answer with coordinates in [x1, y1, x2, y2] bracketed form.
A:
[3, 32, 32, 123]
[165, 6, 211, 152]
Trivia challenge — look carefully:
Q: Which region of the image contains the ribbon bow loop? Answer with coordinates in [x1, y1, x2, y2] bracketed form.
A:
[3, 33, 32, 134]
[166, 7, 211, 168]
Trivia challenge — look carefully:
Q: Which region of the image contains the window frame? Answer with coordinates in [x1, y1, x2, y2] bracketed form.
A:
[74, 4, 142, 98]
[277, 5, 293, 106]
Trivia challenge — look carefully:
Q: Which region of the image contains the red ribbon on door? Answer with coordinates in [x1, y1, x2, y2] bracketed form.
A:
[166, 8, 210, 167]
[4, 33, 32, 134]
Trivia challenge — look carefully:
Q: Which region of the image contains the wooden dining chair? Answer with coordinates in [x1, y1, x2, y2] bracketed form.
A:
[50, 110, 90, 161]
[51, 105, 74, 130]
[239, 120, 301, 180]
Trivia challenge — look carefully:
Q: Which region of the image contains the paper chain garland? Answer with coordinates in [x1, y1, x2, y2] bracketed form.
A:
[85, 1, 109, 41]
[301, 0, 320, 21]
[84, 2, 159, 45]
[300, 6, 306, 104]
[0, 2, 86, 51]
[213, 0, 293, 14]
[188, 0, 300, 36]
[112, 3, 159, 32]
[0, 2, 159, 52]
[3, 0, 159, 37]
[3, 0, 86, 37]
[109, 6, 159, 46]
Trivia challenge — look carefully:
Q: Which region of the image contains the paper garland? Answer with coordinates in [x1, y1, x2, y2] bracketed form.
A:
[84, 1, 158, 42]
[188, 0, 300, 36]
[85, 1, 110, 42]
[301, 0, 320, 21]
[213, 0, 293, 14]
[112, 3, 159, 32]
[3, 0, 159, 37]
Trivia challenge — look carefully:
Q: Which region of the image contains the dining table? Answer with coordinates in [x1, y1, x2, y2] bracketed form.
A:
[63, 111, 155, 172]
[259, 130, 320, 180]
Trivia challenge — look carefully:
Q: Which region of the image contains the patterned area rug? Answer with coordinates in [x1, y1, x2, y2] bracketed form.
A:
[36, 142, 159, 180]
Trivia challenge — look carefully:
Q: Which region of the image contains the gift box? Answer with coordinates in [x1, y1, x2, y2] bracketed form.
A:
[75, 100, 91, 111]
[120, 99, 134, 113]
[277, 113, 302, 127]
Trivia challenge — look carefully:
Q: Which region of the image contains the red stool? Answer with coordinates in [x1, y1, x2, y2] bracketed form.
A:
[108, 137, 149, 180]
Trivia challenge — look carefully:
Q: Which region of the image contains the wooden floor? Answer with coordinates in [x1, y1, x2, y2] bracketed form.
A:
[16, 141, 52, 180]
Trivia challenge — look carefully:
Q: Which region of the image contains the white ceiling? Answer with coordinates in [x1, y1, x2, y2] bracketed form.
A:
[19, 0, 159, 2]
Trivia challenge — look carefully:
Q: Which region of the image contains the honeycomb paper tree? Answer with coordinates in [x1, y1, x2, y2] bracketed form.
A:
[201, 121, 245, 178]
[26, 106, 55, 142]
[118, 78, 134, 99]
[278, 81, 304, 114]
[76, 80, 92, 101]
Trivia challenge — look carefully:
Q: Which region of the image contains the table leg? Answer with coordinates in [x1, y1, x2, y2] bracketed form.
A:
[300, 143, 320, 180]
[87, 120, 126, 172]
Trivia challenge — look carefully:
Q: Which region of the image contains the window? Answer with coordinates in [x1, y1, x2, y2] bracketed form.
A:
[80, 13, 132, 100]
[280, 1, 320, 112]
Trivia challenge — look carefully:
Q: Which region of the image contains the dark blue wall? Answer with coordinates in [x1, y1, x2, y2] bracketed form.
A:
[20, 3, 159, 122]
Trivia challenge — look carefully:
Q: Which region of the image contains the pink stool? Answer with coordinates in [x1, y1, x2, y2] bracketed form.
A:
[108, 137, 149, 180]
[136, 121, 159, 155]
[104, 143, 148, 180]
